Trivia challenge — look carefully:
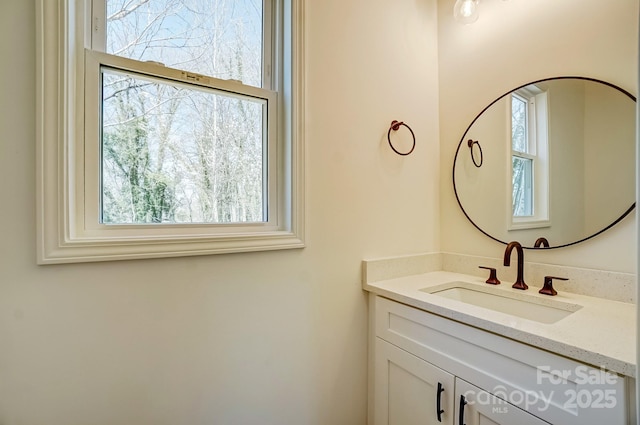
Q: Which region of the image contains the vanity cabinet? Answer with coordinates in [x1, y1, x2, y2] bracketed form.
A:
[375, 338, 549, 424]
[368, 294, 631, 425]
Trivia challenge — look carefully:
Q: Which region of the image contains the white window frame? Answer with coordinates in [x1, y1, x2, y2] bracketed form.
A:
[36, 0, 305, 264]
[507, 87, 550, 230]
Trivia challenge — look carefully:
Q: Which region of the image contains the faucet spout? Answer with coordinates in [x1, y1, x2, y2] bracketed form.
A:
[503, 241, 528, 290]
[534, 237, 550, 248]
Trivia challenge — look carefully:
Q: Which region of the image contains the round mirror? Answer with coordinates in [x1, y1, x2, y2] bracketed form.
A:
[453, 77, 636, 249]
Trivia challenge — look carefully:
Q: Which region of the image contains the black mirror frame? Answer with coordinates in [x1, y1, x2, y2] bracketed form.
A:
[452, 76, 636, 250]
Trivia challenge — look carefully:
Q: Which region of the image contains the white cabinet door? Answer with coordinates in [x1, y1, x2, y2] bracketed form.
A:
[374, 338, 455, 425]
[454, 379, 548, 425]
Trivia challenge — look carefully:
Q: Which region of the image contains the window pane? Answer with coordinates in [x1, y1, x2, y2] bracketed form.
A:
[100, 67, 265, 224]
[511, 95, 527, 152]
[105, 0, 263, 87]
[512, 156, 533, 217]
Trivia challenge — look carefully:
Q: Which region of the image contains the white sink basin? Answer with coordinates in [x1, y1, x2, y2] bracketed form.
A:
[420, 282, 582, 324]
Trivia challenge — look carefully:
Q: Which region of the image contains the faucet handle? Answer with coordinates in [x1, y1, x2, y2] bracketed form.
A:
[478, 266, 500, 285]
[539, 276, 569, 296]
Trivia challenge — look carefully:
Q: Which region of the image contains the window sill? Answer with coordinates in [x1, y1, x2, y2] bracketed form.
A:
[37, 231, 305, 264]
[508, 219, 551, 231]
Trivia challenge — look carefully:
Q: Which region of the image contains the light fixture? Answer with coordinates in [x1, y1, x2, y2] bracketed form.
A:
[453, 0, 480, 24]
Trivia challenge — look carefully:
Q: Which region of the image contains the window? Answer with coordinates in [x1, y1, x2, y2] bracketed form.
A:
[508, 86, 549, 229]
[36, 0, 305, 263]
[511, 92, 534, 217]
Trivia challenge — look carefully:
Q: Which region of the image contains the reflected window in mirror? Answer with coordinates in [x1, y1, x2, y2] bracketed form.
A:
[511, 93, 533, 215]
[508, 86, 550, 230]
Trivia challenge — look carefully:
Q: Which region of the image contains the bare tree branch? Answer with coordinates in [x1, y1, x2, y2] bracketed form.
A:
[107, 0, 151, 22]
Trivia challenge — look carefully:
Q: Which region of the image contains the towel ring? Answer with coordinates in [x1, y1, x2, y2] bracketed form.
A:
[467, 139, 483, 167]
[387, 120, 415, 156]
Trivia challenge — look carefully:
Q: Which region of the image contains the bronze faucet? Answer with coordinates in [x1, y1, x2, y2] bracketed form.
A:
[534, 237, 550, 248]
[503, 241, 528, 290]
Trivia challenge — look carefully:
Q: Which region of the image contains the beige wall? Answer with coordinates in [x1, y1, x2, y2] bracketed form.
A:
[438, 0, 639, 272]
[0, 0, 439, 424]
[2, 1, 636, 423]
[583, 82, 636, 232]
[546, 81, 586, 241]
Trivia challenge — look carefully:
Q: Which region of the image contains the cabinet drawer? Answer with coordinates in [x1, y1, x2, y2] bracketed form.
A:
[374, 296, 628, 425]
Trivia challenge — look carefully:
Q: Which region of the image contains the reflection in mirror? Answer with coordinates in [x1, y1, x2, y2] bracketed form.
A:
[510, 85, 549, 227]
[453, 77, 636, 249]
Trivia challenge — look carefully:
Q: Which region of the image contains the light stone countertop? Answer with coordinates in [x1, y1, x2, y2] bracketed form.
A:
[363, 270, 636, 377]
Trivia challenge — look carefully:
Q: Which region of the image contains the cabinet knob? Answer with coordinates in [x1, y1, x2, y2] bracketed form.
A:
[479, 266, 500, 285]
